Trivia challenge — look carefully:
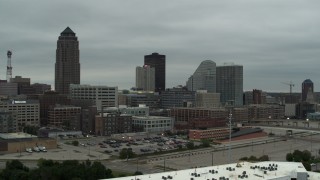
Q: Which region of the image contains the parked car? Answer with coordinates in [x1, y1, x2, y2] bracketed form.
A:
[33, 147, 40, 152]
[38, 146, 47, 152]
[26, 148, 32, 153]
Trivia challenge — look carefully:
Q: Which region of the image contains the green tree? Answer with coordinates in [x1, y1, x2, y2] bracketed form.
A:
[134, 171, 143, 175]
[23, 125, 39, 135]
[302, 150, 312, 162]
[292, 150, 303, 162]
[200, 139, 211, 147]
[186, 142, 195, 149]
[119, 148, 136, 159]
[0, 160, 30, 180]
[286, 153, 293, 162]
[248, 156, 258, 162]
[259, 155, 270, 161]
[72, 140, 79, 146]
[239, 157, 248, 161]
[86, 161, 113, 180]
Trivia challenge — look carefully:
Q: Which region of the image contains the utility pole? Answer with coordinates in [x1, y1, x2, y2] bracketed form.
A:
[228, 111, 232, 164]
[164, 157, 166, 172]
[211, 150, 214, 166]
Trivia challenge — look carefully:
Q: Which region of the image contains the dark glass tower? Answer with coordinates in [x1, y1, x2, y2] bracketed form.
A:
[144, 52, 166, 92]
[301, 79, 313, 102]
[55, 27, 80, 94]
[216, 64, 243, 106]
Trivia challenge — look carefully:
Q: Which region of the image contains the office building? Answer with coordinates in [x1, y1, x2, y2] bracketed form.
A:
[55, 27, 80, 94]
[248, 104, 284, 120]
[186, 60, 216, 92]
[194, 90, 220, 108]
[132, 116, 174, 133]
[0, 81, 17, 96]
[0, 109, 17, 133]
[39, 91, 71, 126]
[125, 93, 160, 109]
[69, 84, 118, 110]
[0, 100, 40, 129]
[31, 83, 51, 94]
[10, 76, 31, 95]
[96, 113, 132, 136]
[160, 87, 195, 109]
[135, 65, 155, 91]
[144, 52, 165, 92]
[302, 79, 314, 102]
[47, 105, 81, 128]
[216, 63, 243, 106]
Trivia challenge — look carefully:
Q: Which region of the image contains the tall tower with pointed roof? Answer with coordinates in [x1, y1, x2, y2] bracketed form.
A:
[55, 27, 80, 94]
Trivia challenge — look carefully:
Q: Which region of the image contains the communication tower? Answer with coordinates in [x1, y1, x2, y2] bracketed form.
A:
[7, 50, 12, 82]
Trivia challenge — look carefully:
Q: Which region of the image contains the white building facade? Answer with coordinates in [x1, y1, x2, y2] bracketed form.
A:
[132, 116, 174, 133]
[69, 84, 118, 110]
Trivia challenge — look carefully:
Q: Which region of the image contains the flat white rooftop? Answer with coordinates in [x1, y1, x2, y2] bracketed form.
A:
[106, 161, 319, 180]
[0, 132, 37, 139]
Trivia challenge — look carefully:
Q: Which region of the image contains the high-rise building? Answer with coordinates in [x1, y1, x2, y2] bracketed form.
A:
[144, 52, 165, 92]
[186, 60, 216, 92]
[301, 79, 313, 102]
[55, 27, 80, 94]
[216, 63, 243, 106]
[136, 65, 155, 92]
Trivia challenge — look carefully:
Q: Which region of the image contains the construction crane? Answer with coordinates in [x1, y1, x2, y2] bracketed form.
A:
[282, 81, 295, 103]
[282, 81, 295, 94]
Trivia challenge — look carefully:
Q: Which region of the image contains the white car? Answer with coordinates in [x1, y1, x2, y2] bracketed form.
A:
[33, 147, 40, 152]
[25, 148, 32, 153]
[38, 146, 47, 152]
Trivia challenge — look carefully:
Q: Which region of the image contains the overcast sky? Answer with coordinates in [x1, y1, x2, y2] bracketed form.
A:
[0, 0, 319, 92]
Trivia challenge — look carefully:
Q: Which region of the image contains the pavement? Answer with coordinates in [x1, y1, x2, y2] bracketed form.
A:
[1, 125, 320, 174]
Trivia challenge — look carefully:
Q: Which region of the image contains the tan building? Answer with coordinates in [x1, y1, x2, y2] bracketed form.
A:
[0, 133, 57, 153]
[195, 90, 220, 108]
[0, 100, 40, 130]
[248, 104, 285, 120]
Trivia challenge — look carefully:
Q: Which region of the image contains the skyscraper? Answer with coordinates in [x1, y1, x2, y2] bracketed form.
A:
[216, 63, 243, 106]
[55, 27, 80, 94]
[186, 60, 216, 92]
[301, 79, 314, 102]
[144, 52, 165, 92]
[136, 65, 155, 91]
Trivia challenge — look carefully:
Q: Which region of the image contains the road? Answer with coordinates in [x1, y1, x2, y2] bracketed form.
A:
[1, 125, 320, 174]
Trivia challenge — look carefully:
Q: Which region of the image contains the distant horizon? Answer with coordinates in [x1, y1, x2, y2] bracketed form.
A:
[1, 1, 319, 93]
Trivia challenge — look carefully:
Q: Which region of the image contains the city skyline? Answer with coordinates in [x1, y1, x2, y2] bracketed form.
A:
[0, 0, 320, 92]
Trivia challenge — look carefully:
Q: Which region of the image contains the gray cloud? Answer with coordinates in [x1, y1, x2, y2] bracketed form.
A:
[0, 0, 320, 92]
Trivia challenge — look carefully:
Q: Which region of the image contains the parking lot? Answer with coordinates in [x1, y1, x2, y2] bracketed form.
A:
[65, 134, 191, 157]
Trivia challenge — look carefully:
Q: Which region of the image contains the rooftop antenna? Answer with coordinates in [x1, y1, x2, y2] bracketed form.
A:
[6, 50, 13, 82]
